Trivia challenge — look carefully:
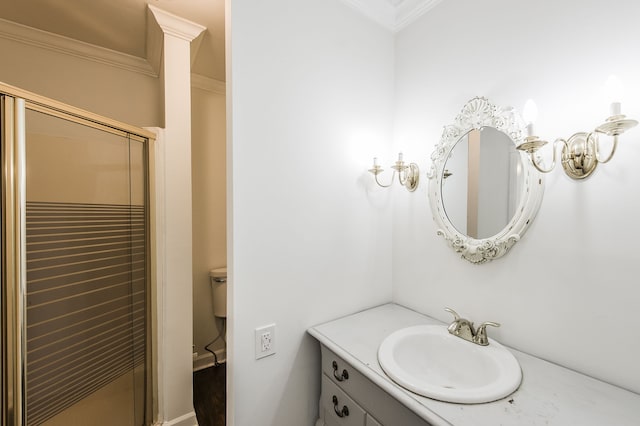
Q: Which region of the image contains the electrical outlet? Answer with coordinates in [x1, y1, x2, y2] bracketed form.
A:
[255, 324, 276, 359]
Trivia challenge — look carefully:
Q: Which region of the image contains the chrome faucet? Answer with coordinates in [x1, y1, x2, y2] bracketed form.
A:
[444, 307, 500, 346]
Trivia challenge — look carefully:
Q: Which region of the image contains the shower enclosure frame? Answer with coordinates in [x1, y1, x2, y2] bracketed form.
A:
[1, 82, 156, 426]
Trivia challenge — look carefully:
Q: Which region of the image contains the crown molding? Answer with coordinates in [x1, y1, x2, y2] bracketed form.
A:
[0, 17, 157, 77]
[394, 0, 444, 31]
[342, 0, 396, 30]
[341, 0, 444, 32]
[0, 17, 221, 91]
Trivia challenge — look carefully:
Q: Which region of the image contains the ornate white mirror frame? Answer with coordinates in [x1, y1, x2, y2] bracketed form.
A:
[427, 97, 545, 264]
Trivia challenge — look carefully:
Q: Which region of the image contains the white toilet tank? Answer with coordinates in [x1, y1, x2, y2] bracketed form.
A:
[209, 267, 227, 318]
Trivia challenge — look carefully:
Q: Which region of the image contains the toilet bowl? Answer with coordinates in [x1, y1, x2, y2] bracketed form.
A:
[209, 267, 227, 318]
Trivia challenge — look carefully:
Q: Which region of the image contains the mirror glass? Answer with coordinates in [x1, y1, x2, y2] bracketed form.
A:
[428, 97, 545, 264]
[441, 127, 522, 240]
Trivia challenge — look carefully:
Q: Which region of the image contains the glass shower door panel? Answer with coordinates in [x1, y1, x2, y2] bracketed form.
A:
[24, 109, 146, 426]
[128, 135, 147, 426]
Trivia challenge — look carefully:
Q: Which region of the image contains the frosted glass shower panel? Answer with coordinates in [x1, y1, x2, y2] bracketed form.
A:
[24, 109, 147, 426]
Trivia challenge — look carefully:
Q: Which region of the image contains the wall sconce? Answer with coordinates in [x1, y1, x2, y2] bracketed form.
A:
[516, 76, 638, 179]
[368, 152, 419, 191]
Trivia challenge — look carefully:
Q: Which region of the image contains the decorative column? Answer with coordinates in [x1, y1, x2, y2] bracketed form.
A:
[148, 5, 205, 426]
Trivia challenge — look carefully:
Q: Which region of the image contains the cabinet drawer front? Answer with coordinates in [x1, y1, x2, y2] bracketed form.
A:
[322, 374, 366, 426]
[322, 346, 358, 392]
[322, 346, 352, 391]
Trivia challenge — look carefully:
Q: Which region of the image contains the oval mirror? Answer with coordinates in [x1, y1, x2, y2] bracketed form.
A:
[428, 97, 545, 264]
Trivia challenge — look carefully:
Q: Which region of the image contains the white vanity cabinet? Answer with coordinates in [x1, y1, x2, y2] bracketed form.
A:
[310, 303, 640, 426]
[317, 345, 429, 426]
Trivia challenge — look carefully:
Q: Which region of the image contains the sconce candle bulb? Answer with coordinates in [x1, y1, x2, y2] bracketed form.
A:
[368, 152, 419, 191]
[522, 99, 538, 123]
[523, 99, 538, 137]
[604, 75, 624, 116]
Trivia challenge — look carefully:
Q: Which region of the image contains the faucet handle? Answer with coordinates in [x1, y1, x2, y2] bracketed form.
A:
[473, 321, 500, 346]
[444, 307, 460, 321]
[444, 307, 473, 340]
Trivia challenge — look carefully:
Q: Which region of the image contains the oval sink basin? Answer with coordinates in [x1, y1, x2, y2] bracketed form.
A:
[378, 325, 521, 403]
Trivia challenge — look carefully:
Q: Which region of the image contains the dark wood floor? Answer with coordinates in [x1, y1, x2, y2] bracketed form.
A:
[193, 363, 226, 426]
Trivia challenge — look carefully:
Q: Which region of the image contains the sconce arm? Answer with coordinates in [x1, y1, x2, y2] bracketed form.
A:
[529, 138, 568, 174]
[372, 170, 396, 188]
[593, 133, 618, 164]
[394, 163, 409, 186]
[530, 154, 554, 174]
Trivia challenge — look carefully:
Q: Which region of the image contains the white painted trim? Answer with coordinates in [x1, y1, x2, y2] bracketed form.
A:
[146, 7, 164, 78]
[191, 74, 226, 94]
[154, 411, 198, 426]
[193, 349, 227, 371]
[148, 5, 206, 43]
[341, 0, 396, 30]
[394, 0, 444, 31]
[0, 17, 156, 77]
[338, 0, 445, 32]
[223, 2, 233, 424]
[150, 9, 202, 425]
[146, 126, 166, 425]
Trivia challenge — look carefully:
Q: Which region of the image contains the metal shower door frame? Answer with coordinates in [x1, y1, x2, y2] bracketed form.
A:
[1, 82, 155, 426]
[2, 93, 27, 426]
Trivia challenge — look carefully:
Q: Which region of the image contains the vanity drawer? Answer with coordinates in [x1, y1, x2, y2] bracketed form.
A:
[321, 346, 359, 394]
[322, 374, 366, 426]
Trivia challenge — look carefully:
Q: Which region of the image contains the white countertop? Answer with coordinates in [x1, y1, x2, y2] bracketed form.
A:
[308, 303, 640, 426]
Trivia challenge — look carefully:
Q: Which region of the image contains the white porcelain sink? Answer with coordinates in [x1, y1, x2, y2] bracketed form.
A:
[378, 325, 522, 404]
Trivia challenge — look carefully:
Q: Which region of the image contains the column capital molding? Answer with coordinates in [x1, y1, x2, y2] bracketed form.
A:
[148, 4, 206, 42]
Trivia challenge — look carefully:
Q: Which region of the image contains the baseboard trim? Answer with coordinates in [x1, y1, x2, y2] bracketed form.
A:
[154, 411, 198, 426]
[193, 349, 227, 372]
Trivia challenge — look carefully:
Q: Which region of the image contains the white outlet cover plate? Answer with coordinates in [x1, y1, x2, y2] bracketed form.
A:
[255, 324, 276, 359]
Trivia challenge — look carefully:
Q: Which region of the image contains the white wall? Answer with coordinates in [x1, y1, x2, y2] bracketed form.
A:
[393, 0, 640, 393]
[227, 0, 395, 424]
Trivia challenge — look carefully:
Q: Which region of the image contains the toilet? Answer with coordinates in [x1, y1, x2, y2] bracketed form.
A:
[209, 267, 227, 318]
[206, 267, 227, 366]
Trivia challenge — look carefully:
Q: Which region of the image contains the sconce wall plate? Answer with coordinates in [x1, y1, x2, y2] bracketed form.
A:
[561, 132, 597, 179]
[394, 162, 419, 191]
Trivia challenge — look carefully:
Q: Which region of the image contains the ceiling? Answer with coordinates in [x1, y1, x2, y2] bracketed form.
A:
[0, 0, 439, 83]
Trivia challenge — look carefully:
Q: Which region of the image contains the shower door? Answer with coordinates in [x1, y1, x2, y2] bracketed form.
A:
[1, 87, 152, 426]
